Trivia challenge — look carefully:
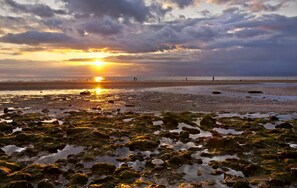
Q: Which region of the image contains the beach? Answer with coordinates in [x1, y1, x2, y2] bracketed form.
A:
[0, 80, 297, 187]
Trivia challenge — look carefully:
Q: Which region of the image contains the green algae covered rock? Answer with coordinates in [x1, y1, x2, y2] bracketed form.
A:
[91, 162, 116, 175]
[70, 173, 88, 185]
[127, 136, 159, 151]
[37, 179, 55, 188]
[162, 116, 179, 129]
[4, 180, 34, 188]
[0, 161, 21, 171]
[66, 127, 92, 135]
[268, 172, 292, 187]
[118, 169, 140, 183]
[200, 115, 216, 129]
[0, 166, 11, 178]
[0, 123, 13, 133]
[8, 172, 32, 181]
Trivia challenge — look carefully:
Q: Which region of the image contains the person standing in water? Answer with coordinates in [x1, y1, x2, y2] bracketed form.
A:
[212, 76, 214, 81]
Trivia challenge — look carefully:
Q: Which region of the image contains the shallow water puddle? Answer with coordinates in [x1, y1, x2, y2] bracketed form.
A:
[179, 164, 227, 188]
[262, 123, 276, 129]
[35, 145, 85, 164]
[225, 167, 245, 178]
[153, 120, 163, 126]
[170, 123, 199, 134]
[160, 137, 200, 150]
[213, 127, 243, 135]
[1, 145, 27, 155]
[123, 118, 133, 122]
[83, 147, 149, 171]
[289, 143, 297, 149]
[12, 127, 22, 133]
[216, 112, 271, 119]
[41, 118, 64, 125]
[0, 119, 13, 123]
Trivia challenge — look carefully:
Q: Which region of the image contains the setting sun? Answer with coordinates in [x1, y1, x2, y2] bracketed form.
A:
[94, 60, 105, 67]
[94, 76, 104, 82]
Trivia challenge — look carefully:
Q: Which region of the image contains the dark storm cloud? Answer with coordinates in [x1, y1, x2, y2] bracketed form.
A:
[64, 0, 150, 22]
[169, 0, 196, 8]
[4, 0, 65, 17]
[76, 17, 124, 36]
[0, 31, 75, 45]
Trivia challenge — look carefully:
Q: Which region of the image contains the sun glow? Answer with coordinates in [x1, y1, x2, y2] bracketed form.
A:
[95, 87, 102, 95]
[94, 76, 104, 82]
[94, 60, 105, 67]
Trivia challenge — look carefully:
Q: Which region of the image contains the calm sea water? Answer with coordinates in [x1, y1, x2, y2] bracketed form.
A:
[0, 76, 296, 82]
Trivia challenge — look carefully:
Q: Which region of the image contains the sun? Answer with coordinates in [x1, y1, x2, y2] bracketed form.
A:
[94, 76, 104, 82]
[94, 60, 105, 67]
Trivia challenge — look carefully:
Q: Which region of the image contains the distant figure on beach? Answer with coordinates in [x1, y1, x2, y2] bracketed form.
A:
[133, 77, 137, 81]
[186, 77, 188, 81]
[212, 76, 215, 81]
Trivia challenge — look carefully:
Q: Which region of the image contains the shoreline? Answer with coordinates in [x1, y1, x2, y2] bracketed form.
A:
[0, 80, 297, 90]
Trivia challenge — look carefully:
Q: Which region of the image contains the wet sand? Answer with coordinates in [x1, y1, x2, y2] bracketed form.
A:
[0, 80, 297, 90]
[0, 81, 297, 113]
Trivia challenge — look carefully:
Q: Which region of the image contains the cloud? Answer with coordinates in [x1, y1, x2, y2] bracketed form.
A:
[207, 0, 286, 12]
[4, 0, 65, 17]
[167, 0, 197, 8]
[64, 0, 150, 22]
[0, 31, 75, 45]
[76, 16, 124, 36]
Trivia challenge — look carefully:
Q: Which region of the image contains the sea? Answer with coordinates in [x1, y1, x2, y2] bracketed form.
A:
[0, 76, 297, 82]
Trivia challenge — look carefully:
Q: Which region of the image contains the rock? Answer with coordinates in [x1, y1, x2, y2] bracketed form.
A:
[224, 174, 244, 187]
[108, 100, 114, 103]
[41, 109, 49, 113]
[206, 137, 239, 152]
[4, 180, 34, 188]
[125, 104, 135, 107]
[200, 115, 216, 129]
[0, 123, 13, 133]
[66, 127, 92, 135]
[151, 159, 164, 166]
[118, 170, 140, 183]
[128, 138, 159, 151]
[42, 164, 62, 175]
[212, 91, 221, 94]
[268, 172, 292, 187]
[180, 131, 190, 139]
[233, 180, 250, 188]
[162, 116, 179, 129]
[91, 162, 116, 175]
[275, 122, 293, 129]
[70, 173, 88, 185]
[8, 172, 32, 180]
[168, 152, 192, 166]
[37, 179, 54, 188]
[182, 127, 200, 134]
[0, 166, 11, 178]
[92, 131, 110, 139]
[290, 167, 297, 177]
[243, 163, 261, 177]
[248, 91, 263, 94]
[0, 161, 21, 171]
[80, 90, 92, 95]
[270, 116, 279, 121]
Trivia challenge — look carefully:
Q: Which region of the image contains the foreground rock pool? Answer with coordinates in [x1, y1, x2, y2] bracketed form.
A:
[0, 111, 296, 188]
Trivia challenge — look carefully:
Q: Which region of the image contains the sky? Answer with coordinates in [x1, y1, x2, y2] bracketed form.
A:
[0, 0, 297, 77]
